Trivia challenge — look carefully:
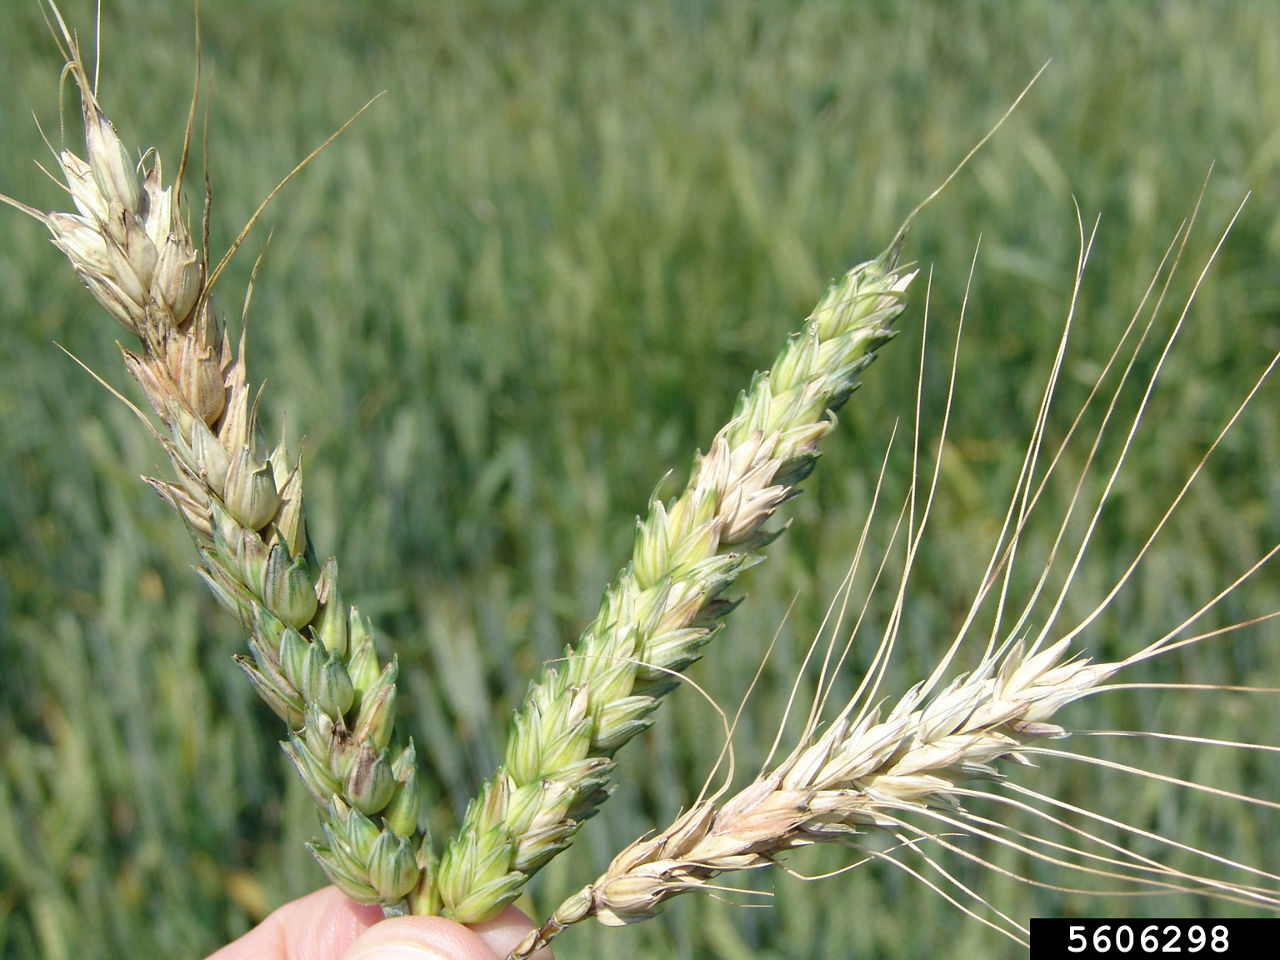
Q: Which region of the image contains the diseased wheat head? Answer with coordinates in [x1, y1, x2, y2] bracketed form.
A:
[1, 8, 426, 907]
[5, 5, 1276, 956]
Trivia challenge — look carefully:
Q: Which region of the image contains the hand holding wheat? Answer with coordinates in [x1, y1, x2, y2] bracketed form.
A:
[5, 3, 1278, 958]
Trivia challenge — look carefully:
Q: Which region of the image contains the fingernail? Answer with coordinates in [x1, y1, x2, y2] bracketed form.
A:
[345, 941, 450, 960]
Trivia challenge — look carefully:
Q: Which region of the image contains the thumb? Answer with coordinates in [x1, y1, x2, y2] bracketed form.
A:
[341, 906, 552, 960]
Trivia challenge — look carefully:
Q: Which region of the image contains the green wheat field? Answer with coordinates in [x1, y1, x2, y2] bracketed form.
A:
[2, 1, 1278, 957]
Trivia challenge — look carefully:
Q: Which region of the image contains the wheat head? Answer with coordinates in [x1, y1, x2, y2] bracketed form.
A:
[433, 255, 914, 920]
[1, 12, 424, 907]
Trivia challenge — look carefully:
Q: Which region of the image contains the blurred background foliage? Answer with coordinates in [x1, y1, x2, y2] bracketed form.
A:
[1, 1, 1278, 957]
